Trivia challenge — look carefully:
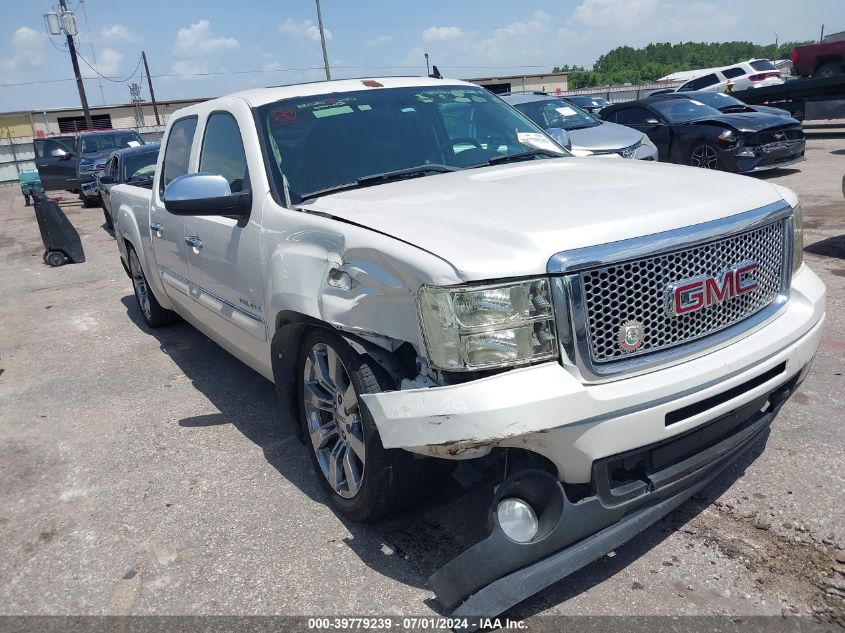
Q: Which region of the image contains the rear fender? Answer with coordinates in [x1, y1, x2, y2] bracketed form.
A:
[115, 193, 174, 311]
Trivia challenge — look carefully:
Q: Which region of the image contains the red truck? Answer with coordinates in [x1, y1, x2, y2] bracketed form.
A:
[791, 35, 845, 78]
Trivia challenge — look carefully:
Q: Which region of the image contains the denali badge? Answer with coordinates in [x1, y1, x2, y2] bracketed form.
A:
[665, 260, 759, 317]
[618, 320, 645, 352]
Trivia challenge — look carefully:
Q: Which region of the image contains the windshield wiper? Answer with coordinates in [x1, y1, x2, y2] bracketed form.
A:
[299, 164, 457, 201]
[482, 149, 562, 167]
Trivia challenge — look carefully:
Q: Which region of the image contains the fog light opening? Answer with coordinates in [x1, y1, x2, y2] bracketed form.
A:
[497, 497, 539, 543]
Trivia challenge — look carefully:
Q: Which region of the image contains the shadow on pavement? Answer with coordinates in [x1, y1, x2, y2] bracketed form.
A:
[119, 294, 771, 618]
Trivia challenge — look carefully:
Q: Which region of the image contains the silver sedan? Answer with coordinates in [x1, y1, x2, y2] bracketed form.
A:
[502, 93, 658, 161]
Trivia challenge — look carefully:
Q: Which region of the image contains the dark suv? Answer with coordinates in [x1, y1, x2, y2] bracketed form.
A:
[34, 130, 145, 206]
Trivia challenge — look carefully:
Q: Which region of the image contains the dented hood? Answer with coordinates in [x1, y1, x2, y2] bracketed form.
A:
[302, 158, 786, 281]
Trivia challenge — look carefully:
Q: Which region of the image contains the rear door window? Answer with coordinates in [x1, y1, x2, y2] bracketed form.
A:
[160, 116, 198, 195]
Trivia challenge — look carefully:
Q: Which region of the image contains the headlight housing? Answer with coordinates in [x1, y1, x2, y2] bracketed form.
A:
[640, 134, 656, 149]
[717, 129, 735, 142]
[418, 278, 559, 371]
[792, 203, 803, 274]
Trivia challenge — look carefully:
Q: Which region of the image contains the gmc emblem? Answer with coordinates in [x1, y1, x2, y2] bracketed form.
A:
[664, 260, 759, 316]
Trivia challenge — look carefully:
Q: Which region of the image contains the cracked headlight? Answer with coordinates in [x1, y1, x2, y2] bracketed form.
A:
[418, 278, 559, 370]
[792, 203, 803, 275]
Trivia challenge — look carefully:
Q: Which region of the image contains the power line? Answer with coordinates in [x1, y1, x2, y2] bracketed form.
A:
[75, 51, 144, 83]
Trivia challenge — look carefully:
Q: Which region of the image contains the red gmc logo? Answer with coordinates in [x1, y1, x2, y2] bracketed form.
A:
[665, 260, 759, 316]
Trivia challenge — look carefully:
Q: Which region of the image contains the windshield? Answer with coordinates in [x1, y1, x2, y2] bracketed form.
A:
[512, 98, 599, 131]
[650, 99, 724, 123]
[124, 150, 158, 181]
[682, 92, 743, 109]
[81, 132, 144, 155]
[256, 85, 564, 203]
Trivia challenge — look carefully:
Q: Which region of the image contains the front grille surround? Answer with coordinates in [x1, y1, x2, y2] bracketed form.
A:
[548, 201, 794, 383]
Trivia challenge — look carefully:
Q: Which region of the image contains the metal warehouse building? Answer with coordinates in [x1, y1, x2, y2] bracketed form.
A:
[467, 72, 570, 95]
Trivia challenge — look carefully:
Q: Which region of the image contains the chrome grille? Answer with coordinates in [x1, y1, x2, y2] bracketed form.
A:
[579, 220, 787, 363]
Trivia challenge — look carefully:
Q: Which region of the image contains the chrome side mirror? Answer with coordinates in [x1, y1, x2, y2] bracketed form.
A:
[163, 172, 250, 219]
[546, 128, 572, 151]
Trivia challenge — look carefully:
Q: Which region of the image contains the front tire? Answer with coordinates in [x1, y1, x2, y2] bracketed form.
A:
[103, 202, 114, 231]
[297, 328, 423, 522]
[127, 245, 176, 328]
[689, 142, 720, 170]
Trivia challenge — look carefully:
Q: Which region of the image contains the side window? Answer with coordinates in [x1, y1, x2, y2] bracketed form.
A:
[40, 139, 72, 158]
[722, 67, 745, 79]
[160, 116, 198, 195]
[614, 107, 655, 125]
[679, 73, 720, 91]
[199, 112, 249, 193]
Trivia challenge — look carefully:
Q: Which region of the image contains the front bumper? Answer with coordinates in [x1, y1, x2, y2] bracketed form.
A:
[80, 180, 99, 200]
[362, 266, 825, 481]
[728, 139, 807, 173]
[430, 368, 806, 618]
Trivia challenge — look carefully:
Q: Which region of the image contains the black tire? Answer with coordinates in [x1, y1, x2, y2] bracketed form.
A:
[81, 195, 100, 208]
[814, 62, 844, 79]
[688, 141, 721, 170]
[24, 194, 31, 206]
[103, 206, 114, 231]
[127, 245, 177, 328]
[297, 327, 424, 522]
[45, 250, 68, 267]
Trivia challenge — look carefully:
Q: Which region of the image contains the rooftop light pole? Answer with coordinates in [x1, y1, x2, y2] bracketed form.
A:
[44, 0, 93, 130]
[315, 0, 331, 80]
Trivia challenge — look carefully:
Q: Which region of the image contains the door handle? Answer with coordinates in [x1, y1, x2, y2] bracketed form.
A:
[185, 236, 203, 249]
[150, 222, 163, 235]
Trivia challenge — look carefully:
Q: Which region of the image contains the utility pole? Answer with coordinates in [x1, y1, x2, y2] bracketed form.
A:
[820, 24, 825, 43]
[142, 51, 161, 126]
[58, 0, 93, 130]
[315, 0, 331, 80]
[425, 53, 430, 76]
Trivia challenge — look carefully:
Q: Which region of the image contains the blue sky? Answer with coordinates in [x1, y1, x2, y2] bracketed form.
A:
[0, 0, 838, 112]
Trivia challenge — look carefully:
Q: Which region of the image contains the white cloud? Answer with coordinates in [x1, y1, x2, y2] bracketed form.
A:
[280, 18, 332, 42]
[570, 0, 658, 27]
[173, 20, 239, 58]
[366, 34, 393, 47]
[1, 26, 46, 72]
[170, 58, 209, 79]
[80, 47, 124, 78]
[100, 24, 140, 43]
[422, 26, 464, 42]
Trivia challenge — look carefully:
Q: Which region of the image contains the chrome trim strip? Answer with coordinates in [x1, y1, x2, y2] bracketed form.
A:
[547, 200, 792, 274]
[158, 266, 265, 324]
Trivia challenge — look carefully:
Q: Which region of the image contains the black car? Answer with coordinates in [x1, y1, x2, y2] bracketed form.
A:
[562, 95, 610, 115]
[665, 90, 793, 117]
[599, 95, 805, 173]
[97, 144, 160, 230]
[33, 130, 146, 207]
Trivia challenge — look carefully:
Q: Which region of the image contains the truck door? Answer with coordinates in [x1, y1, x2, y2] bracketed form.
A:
[34, 137, 78, 192]
[150, 116, 197, 312]
[182, 107, 267, 359]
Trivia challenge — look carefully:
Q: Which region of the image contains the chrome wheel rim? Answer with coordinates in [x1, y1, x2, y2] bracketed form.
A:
[128, 250, 152, 319]
[303, 342, 365, 499]
[691, 145, 718, 169]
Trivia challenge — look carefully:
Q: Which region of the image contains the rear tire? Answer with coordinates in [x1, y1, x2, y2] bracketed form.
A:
[81, 195, 100, 208]
[814, 62, 844, 78]
[297, 328, 424, 522]
[103, 204, 114, 231]
[688, 142, 721, 170]
[127, 245, 177, 328]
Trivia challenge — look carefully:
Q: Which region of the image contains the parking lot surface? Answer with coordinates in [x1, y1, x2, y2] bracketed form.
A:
[1, 130, 843, 625]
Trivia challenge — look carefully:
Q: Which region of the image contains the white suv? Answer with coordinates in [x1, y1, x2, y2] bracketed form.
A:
[676, 59, 784, 93]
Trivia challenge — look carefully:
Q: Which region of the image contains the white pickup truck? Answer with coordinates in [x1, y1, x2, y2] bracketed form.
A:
[112, 76, 825, 619]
